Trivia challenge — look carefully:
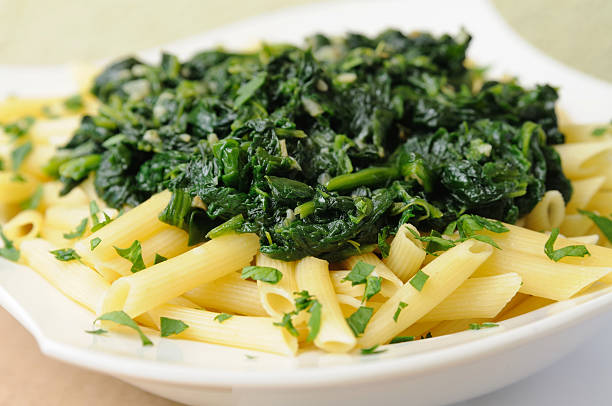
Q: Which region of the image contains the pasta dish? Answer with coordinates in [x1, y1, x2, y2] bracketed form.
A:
[1, 29, 611, 356]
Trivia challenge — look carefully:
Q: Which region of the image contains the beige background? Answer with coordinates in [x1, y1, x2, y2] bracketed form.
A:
[1, 1, 611, 405]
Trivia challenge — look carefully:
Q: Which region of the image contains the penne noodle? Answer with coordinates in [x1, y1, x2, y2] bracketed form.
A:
[560, 123, 612, 143]
[428, 318, 491, 337]
[474, 248, 611, 300]
[358, 240, 493, 348]
[524, 190, 565, 232]
[148, 304, 298, 356]
[382, 224, 426, 282]
[420, 273, 522, 322]
[567, 234, 600, 245]
[495, 296, 555, 321]
[101, 233, 260, 317]
[39, 182, 89, 210]
[75, 190, 172, 263]
[0, 203, 20, 224]
[340, 252, 403, 295]
[560, 213, 598, 237]
[554, 140, 612, 179]
[183, 272, 267, 316]
[20, 239, 109, 313]
[2, 210, 43, 247]
[565, 176, 606, 213]
[0, 172, 38, 204]
[255, 253, 298, 319]
[493, 292, 529, 321]
[586, 191, 612, 214]
[295, 256, 356, 353]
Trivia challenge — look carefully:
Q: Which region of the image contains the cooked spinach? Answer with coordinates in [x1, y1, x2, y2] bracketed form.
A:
[51, 29, 572, 261]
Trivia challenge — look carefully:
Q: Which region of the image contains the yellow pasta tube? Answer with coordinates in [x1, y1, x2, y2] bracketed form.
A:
[560, 123, 612, 143]
[183, 272, 267, 316]
[493, 292, 529, 321]
[0, 203, 20, 223]
[428, 318, 490, 337]
[341, 253, 403, 295]
[39, 225, 76, 248]
[587, 191, 612, 214]
[554, 140, 612, 179]
[382, 224, 426, 281]
[255, 253, 298, 319]
[295, 256, 356, 353]
[94, 226, 190, 278]
[20, 144, 55, 181]
[474, 248, 611, 300]
[567, 234, 600, 245]
[75, 190, 172, 263]
[358, 240, 493, 348]
[39, 182, 89, 210]
[102, 233, 259, 317]
[44, 205, 117, 231]
[3, 210, 43, 246]
[147, 304, 298, 356]
[420, 273, 522, 322]
[20, 239, 109, 313]
[495, 296, 555, 321]
[524, 190, 565, 232]
[0, 172, 38, 204]
[565, 176, 606, 213]
[560, 213, 598, 237]
[29, 116, 81, 147]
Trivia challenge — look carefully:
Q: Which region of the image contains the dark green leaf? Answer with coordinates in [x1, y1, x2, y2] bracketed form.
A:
[154, 253, 168, 264]
[363, 275, 382, 302]
[234, 72, 267, 107]
[342, 260, 375, 286]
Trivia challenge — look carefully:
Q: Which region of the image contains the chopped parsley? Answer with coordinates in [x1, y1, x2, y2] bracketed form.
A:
[160, 317, 189, 337]
[306, 300, 322, 342]
[63, 218, 88, 239]
[20, 185, 43, 210]
[64, 94, 84, 111]
[85, 328, 108, 335]
[544, 227, 590, 262]
[469, 322, 499, 330]
[274, 290, 321, 341]
[154, 253, 168, 264]
[11, 141, 32, 172]
[214, 313, 233, 323]
[95, 310, 152, 346]
[3, 116, 35, 139]
[342, 260, 375, 285]
[89, 200, 113, 232]
[114, 240, 145, 273]
[361, 344, 386, 355]
[591, 127, 607, 137]
[390, 335, 415, 344]
[579, 209, 612, 244]
[346, 306, 374, 337]
[393, 301, 408, 322]
[90, 237, 102, 251]
[363, 275, 382, 302]
[241, 265, 283, 284]
[50, 248, 81, 261]
[0, 228, 20, 262]
[409, 270, 430, 292]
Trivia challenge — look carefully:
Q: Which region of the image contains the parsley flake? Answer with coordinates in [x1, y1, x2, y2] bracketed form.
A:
[390, 335, 414, 344]
[0, 227, 20, 262]
[393, 301, 408, 322]
[361, 344, 386, 355]
[20, 185, 43, 210]
[544, 227, 590, 262]
[409, 270, 430, 291]
[95, 311, 152, 346]
[154, 253, 167, 264]
[342, 260, 375, 286]
[114, 240, 145, 273]
[160, 317, 189, 337]
[469, 322, 499, 330]
[363, 275, 382, 302]
[214, 313, 233, 323]
[11, 141, 32, 172]
[90, 237, 102, 251]
[63, 218, 88, 239]
[85, 328, 108, 335]
[241, 265, 283, 284]
[50, 248, 81, 261]
[346, 306, 374, 337]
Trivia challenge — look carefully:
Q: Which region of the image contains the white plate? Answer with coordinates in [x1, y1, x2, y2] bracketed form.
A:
[2, 1, 612, 405]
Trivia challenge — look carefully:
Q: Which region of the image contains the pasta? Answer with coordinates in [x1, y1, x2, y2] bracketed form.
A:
[1, 29, 612, 358]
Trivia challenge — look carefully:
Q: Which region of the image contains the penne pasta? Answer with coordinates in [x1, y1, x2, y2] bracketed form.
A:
[420, 273, 522, 322]
[495, 296, 555, 321]
[295, 256, 356, 353]
[428, 318, 491, 337]
[554, 140, 612, 179]
[0, 172, 38, 204]
[565, 176, 606, 214]
[101, 233, 260, 317]
[560, 213, 598, 237]
[39, 182, 89, 210]
[340, 253, 403, 295]
[382, 224, 426, 282]
[524, 190, 565, 232]
[20, 239, 109, 313]
[183, 272, 267, 316]
[358, 240, 493, 348]
[560, 123, 612, 143]
[2, 210, 43, 246]
[148, 304, 298, 356]
[255, 253, 298, 319]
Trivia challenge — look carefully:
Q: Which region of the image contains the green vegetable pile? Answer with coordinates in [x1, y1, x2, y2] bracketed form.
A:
[49, 29, 572, 261]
